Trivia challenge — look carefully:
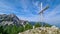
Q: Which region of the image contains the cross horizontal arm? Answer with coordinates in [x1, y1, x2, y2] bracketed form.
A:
[39, 5, 49, 14]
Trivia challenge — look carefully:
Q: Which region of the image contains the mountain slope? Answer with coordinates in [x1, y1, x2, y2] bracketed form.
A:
[0, 14, 27, 26]
[0, 14, 52, 27]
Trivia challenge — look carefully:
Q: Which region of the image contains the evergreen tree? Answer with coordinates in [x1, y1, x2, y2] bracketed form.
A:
[0, 26, 3, 34]
[34, 23, 41, 28]
[17, 26, 24, 33]
[25, 23, 33, 30]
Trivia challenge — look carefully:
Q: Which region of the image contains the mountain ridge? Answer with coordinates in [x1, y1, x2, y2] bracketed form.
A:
[0, 14, 27, 26]
[0, 14, 52, 27]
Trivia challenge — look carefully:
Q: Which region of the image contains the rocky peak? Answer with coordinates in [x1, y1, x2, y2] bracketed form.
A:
[0, 14, 27, 26]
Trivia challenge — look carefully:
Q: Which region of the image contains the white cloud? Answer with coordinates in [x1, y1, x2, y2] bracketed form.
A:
[0, 1, 19, 14]
[45, 5, 60, 25]
[46, 5, 60, 18]
[20, 0, 28, 12]
[18, 4, 60, 26]
[32, 1, 39, 6]
[17, 15, 40, 22]
[32, 1, 41, 10]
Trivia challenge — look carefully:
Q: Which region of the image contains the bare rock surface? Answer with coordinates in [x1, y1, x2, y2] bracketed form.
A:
[0, 14, 27, 26]
[19, 26, 60, 34]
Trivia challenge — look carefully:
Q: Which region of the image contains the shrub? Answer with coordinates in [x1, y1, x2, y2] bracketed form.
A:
[34, 23, 41, 28]
[25, 23, 33, 30]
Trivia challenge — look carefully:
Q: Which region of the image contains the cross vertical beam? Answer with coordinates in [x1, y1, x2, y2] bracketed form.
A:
[40, 2, 44, 27]
[41, 2, 42, 10]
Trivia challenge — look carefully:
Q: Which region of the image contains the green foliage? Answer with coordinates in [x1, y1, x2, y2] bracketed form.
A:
[0, 22, 52, 34]
[0, 26, 3, 34]
[0, 26, 8, 34]
[45, 24, 51, 27]
[34, 23, 41, 28]
[3, 25, 25, 34]
[4, 25, 12, 34]
[0, 22, 32, 34]
[25, 23, 33, 30]
[10, 25, 18, 34]
[17, 26, 24, 33]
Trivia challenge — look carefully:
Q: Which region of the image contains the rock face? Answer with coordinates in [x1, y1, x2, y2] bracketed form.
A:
[19, 26, 60, 34]
[0, 14, 27, 26]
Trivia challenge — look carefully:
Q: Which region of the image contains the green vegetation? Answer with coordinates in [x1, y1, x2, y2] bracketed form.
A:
[25, 23, 33, 30]
[44, 24, 51, 27]
[0, 22, 51, 34]
[0, 25, 24, 34]
[34, 23, 41, 28]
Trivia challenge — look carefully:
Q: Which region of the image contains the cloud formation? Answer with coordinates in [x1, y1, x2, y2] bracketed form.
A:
[45, 5, 60, 25]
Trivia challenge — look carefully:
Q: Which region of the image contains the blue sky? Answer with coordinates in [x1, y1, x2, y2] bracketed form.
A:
[0, 0, 60, 25]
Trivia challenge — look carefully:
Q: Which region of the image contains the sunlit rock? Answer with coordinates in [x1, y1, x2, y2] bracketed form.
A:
[19, 26, 60, 34]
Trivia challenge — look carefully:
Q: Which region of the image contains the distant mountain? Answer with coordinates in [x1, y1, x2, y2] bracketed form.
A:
[0, 14, 27, 26]
[54, 23, 60, 28]
[29, 21, 52, 26]
[0, 14, 52, 27]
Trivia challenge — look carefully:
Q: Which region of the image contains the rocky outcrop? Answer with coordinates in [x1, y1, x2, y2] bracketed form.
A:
[19, 26, 60, 34]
